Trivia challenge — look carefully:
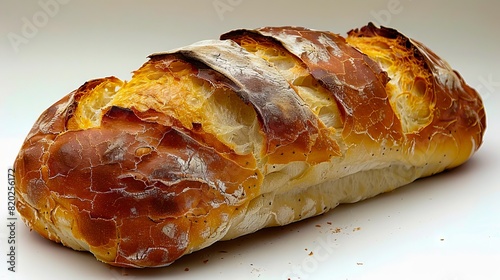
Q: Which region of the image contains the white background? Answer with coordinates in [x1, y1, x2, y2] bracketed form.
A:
[1, 0, 499, 279]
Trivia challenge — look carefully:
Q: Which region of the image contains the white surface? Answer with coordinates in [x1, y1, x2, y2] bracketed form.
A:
[1, 0, 499, 279]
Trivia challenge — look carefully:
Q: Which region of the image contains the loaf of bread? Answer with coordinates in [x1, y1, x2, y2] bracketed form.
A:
[14, 23, 485, 267]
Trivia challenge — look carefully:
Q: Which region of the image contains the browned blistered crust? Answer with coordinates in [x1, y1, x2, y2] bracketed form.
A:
[14, 23, 485, 267]
[224, 26, 404, 146]
[346, 23, 485, 168]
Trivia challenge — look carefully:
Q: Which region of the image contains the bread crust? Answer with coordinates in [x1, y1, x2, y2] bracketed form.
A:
[14, 23, 485, 267]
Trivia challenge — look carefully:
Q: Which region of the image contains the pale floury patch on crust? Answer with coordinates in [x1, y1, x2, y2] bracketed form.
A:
[14, 23, 485, 267]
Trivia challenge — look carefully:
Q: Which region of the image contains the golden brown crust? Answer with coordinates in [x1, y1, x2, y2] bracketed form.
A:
[223, 27, 404, 146]
[14, 23, 485, 267]
[346, 23, 486, 168]
[149, 44, 340, 165]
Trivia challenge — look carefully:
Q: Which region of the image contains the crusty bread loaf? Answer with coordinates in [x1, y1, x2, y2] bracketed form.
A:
[14, 23, 485, 268]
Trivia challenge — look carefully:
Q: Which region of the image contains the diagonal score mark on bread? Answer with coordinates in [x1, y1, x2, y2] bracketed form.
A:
[14, 23, 485, 267]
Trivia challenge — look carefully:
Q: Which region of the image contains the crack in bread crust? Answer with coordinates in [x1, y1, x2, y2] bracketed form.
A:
[14, 23, 485, 267]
